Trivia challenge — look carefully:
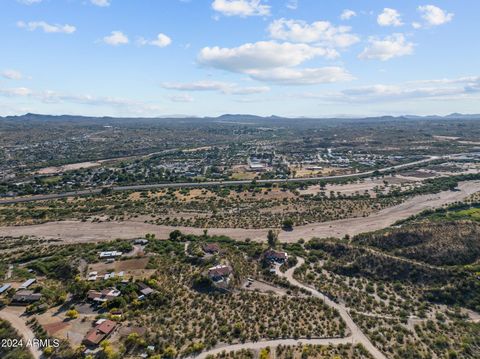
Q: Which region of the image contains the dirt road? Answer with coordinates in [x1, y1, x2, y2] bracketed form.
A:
[1, 181, 478, 243]
[275, 258, 386, 359]
[192, 337, 354, 359]
[191, 258, 385, 359]
[0, 307, 42, 359]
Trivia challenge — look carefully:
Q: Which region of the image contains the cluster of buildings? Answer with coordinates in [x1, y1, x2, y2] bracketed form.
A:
[87, 271, 125, 282]
[87, 288, 121, 304]
[205, 248, 289, 286]
[1, 278, 44, 305]
[86, 282, 155, 306]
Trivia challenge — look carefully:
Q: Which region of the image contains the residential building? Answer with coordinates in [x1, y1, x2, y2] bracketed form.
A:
[208, 265, 232, 281]
[12, 290, 42, 304]
[19, 278, 36, 289]
[83, 319, 117, 346]
[264, 250, 288, 263]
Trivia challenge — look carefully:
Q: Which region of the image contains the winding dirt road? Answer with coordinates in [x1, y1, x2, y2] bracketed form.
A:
[275, 258, 386, 359]
[191, 257, 385, 359]
[192, 337, 354, 359]
[1, 180, 478, 244]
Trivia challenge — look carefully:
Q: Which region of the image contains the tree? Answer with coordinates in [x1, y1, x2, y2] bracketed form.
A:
[267, 230, 278, 248]
[169, 230, 182, 241]
[43, 346, 54, 357]
[101, 187, 113, 195]
[282, 218, 294, 231]
[192, 274, 213, 291]
[164, 346, 177, 358]
[65, 309, 79, 319]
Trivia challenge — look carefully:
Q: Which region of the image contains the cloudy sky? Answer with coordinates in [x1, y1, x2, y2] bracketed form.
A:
[1, 0, 479, 117]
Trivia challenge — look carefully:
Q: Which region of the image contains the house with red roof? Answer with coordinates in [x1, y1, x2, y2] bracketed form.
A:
[83, 319, 117, 346]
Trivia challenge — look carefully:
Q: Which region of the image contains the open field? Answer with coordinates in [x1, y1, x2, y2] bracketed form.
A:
[1, 181, 478, 243]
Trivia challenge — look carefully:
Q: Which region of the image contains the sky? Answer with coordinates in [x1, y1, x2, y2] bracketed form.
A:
[0, 0, 479, 117]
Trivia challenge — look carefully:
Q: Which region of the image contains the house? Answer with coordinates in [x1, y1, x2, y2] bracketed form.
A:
[83, 319, 117, 346]
[87, 288, 121, 303]
[249, 162, 267, 172]
[264, 250, 288, 263]
[137, 282, 154, 296]
[202, 243, 220, 254]
[19, 278, 36, 289]
[12, 290, 42, 304]
[99, 251, 122, 259]
[208, 265, 232, 281]
[0, 283, 11, 294]
[103, 272, 115, 280]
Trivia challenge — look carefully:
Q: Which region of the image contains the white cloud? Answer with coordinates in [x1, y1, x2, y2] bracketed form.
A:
[410, 76, 480, 86]
[359, 34, 413, 61]
[161, 80, 270, 95]
[138, 33, 172, 48]
[198, 41, 338, 74]
[168, 94, 194, 103]
[418, 5, 453, 26]
[17, 21, 76, 34]
[0, 86, 162, 115]
[340, 9, 356, 21]
[0, 87, 32, 96]
[286, 0, 298, 10]
[377, 8, 403, 27]
[198, 41, 350, 85]
[229, 86, 270, 95]
[17, 0, 42, 4]
[412, 22, 422, 29]
[212, 0, 270, 17]
[268, 18, 359, 48]
[103, 31, 129, 46]
[247, 67, 354, 85]
[91, 0, 110, 6]
[305, 76, 480, 104]
[162, 81, 229, 92]
[2, 70, 23, 80]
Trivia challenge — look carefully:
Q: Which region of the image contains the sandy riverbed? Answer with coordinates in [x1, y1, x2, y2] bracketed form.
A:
[1, 181, 479, 243]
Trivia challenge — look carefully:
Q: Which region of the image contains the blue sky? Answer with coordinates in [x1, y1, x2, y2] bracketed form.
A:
[1, 0, 479, 117]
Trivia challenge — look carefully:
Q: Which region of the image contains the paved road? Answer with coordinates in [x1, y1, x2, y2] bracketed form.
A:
[0, 156, 444, 205]
[0, 307, 43, 359]
[191, 257, 386, 359]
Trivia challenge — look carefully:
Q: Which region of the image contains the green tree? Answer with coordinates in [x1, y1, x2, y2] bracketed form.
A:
[267, 230, 278, 248]
[169, 230, 182, 241]
[282, 218, 294, 231]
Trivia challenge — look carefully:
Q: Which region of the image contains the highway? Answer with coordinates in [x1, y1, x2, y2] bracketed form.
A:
[0, 155, 446, 205]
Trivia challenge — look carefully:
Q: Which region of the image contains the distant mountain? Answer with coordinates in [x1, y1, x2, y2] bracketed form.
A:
[445, 113, 480, 119]
[1, 112, 479, 122]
